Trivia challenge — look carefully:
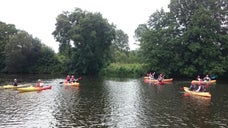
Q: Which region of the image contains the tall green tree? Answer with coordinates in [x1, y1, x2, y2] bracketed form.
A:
[169, 0, 228, 76]
[0, 21, 17, 72]
[136, 9, 178, 74]
[53, 8, 116, 75]
[4, 31, 33, 73]
[110, 29, 130, 63]
[136, 0, 228, 77]
[113, 29, 129, 52]
[4, 30, 61, 74]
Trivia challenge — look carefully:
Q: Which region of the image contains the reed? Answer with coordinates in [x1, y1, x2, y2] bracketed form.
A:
[99, 63, 148, 77]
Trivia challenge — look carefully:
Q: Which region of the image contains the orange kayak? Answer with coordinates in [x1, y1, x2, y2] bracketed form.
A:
[191, 80, 216, 84]
[183, 87, 211, 97]
[144, 78, 173, 83]
[64, 81, 80, 86]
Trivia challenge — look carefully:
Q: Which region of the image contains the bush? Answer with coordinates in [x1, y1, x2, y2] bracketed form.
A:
[99, 63, 148, 77]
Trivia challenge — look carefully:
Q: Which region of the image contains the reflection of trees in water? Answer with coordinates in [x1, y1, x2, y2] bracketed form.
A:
[153, 84, 164, 94]
[182, 95, 211, 127]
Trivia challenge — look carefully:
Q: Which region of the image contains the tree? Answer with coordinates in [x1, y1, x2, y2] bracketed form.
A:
[136, 9, 178, 75]
[4, 30, 61, 74]
[0, 21, 17, 72]
[53, 8, 116, 75]
[137, 0, 228, 77]
[113, 29, 129, 52]
[4, 31, 33, 73]
[110, 29, 131, 63]
[169, 0, 228, 76]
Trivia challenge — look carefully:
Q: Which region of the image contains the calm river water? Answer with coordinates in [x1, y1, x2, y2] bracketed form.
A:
[0, 75, 227, 128]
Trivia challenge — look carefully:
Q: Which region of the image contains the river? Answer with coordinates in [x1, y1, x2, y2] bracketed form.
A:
[0, 75, 227, 127]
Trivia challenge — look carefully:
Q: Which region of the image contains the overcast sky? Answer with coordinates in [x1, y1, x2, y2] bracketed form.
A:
[0, 0, 170, 52]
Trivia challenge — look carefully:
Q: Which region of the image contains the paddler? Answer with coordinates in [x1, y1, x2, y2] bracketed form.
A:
[37, 79, 41, 87]
[203, 74, 211, 81]
[13, 79, 18, 86]
[70, 75, 76, 83]
[65, 75, 71, 82]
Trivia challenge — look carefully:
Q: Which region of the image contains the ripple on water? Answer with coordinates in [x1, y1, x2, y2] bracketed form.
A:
[0, 78, 228, 127]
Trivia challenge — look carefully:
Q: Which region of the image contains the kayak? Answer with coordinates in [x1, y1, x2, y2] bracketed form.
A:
[17, 85, 52, 92]
[64, 81, 79, 86]
[144, 78, 173, 83]
[183, 87, 211, 97]
[191, 80, 216, 84]
[0, 84, 32, 89]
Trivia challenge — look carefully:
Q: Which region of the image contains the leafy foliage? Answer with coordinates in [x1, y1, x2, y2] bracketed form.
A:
[136, 0, 228, 77]
[0, 22, 17, 71]
[0, 22, 62, 74]
[99, 63, 148, 77]
[53, 8, 116, 75]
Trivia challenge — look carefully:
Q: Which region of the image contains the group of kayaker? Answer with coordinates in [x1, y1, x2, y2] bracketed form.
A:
[65, 75, 78, 83]
[189, 82, 209, 92]
[146, 72, 165, 82]
[11, 78, 42, 87]
[189, 74, 212, 92]
[197, 74, 211, 82]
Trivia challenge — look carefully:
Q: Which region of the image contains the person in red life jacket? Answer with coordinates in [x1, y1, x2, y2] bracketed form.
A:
[204, 83, 210, 91]
[65, 75, 71, 82]
[70, 75, 76, 83]
[157, 73, 164, 82]
[37, 79, 41, 87]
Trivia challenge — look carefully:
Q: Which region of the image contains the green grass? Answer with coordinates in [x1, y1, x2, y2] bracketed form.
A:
[99, 63, 149, 77]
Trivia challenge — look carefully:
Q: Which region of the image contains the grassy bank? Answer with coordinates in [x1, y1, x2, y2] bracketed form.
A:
[99, 63, 148, 77]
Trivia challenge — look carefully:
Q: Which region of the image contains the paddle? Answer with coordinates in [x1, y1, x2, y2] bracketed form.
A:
[59, 76, 82, 84]
[210, 74, 217, 80]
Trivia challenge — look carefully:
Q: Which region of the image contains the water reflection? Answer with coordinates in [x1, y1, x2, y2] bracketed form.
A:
[104, 79, 142, 127]
[0, 76, 228, 127]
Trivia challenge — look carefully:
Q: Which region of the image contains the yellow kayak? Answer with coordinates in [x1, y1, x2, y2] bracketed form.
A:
[183, 87, 211, 97]
[191, 80, 216, 84]
[64, 81, 80, 86]
[0, 84, 32, 89]
[17, 85, 52, 92]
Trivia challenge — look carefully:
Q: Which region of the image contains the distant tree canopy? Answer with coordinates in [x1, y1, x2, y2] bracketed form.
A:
[1, 1, 227, 78]
[0, 21, 61, 74]
[135, 0, 228, 77]
[0, 21, 17, 71]
[53, 8, 116, 75]
[110, 29, 131, 63]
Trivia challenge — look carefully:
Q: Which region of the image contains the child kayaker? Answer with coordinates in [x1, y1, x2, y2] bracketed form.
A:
[37, 79, 41, 87]
[13, 79, 18, 86]
[70, 75, 76, 83]
[65, 75, 70, 82]
[203, 75, 211, 81]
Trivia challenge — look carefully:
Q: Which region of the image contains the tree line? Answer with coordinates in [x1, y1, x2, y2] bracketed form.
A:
[0, 22, 62, 74]
[0, 8, 131, 75]
[0, 0, 227, 78]
[135, 0, 228, 78]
